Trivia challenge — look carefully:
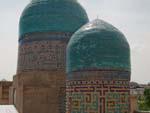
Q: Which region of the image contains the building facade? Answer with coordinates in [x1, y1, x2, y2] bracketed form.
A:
[0, 81, 12, 105]
[5, 0, 132, 113]
[10, 0, 89, 113]
[66, 20, 131, 113]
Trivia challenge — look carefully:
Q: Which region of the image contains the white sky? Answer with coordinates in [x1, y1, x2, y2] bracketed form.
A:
[0, 0, 149, 84]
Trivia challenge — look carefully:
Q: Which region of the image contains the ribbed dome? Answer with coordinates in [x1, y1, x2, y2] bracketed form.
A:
[19, 0, 89, 39]
[67, 19, 131, 73]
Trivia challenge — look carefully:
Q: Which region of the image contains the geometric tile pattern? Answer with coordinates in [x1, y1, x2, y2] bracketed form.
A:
[17, 40, 67, 73]
[106, 92, 129, 113]
[18, 32, 71, 73]
[67, 92, 98, 113]
[66, 79, 130, 113]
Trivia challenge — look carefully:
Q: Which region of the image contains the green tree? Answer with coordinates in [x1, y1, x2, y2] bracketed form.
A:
[144, 88, 150, 107]
[138, 88, 150, 111]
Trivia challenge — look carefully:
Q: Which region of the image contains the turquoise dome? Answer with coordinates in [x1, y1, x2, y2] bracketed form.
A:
[67, 19, 131, 73]
[19, 0, 89, 39]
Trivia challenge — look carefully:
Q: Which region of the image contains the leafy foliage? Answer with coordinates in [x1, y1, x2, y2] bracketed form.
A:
[138, 88, 150, 111]
[144, 88, 150, 107]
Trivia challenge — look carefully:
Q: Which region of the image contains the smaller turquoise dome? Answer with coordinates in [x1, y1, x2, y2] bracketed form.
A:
[67, 19, 131, 73]
[19, 0, 89, 39]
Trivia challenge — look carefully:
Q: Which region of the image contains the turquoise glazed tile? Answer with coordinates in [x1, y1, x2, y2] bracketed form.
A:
[67, 19, 131, 73]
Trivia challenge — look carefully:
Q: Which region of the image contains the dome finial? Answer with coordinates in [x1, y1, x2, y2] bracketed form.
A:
[95, 16, 100, 26]
[96, 15, 99, 19]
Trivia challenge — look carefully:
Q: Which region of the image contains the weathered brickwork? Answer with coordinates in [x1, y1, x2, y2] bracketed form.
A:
[66, 71, 130, 113]
[12, 71, 66, 113]
[14, 32, 70, 113]
[0, 81, 12, 105]
[17, 32, 71, 73]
